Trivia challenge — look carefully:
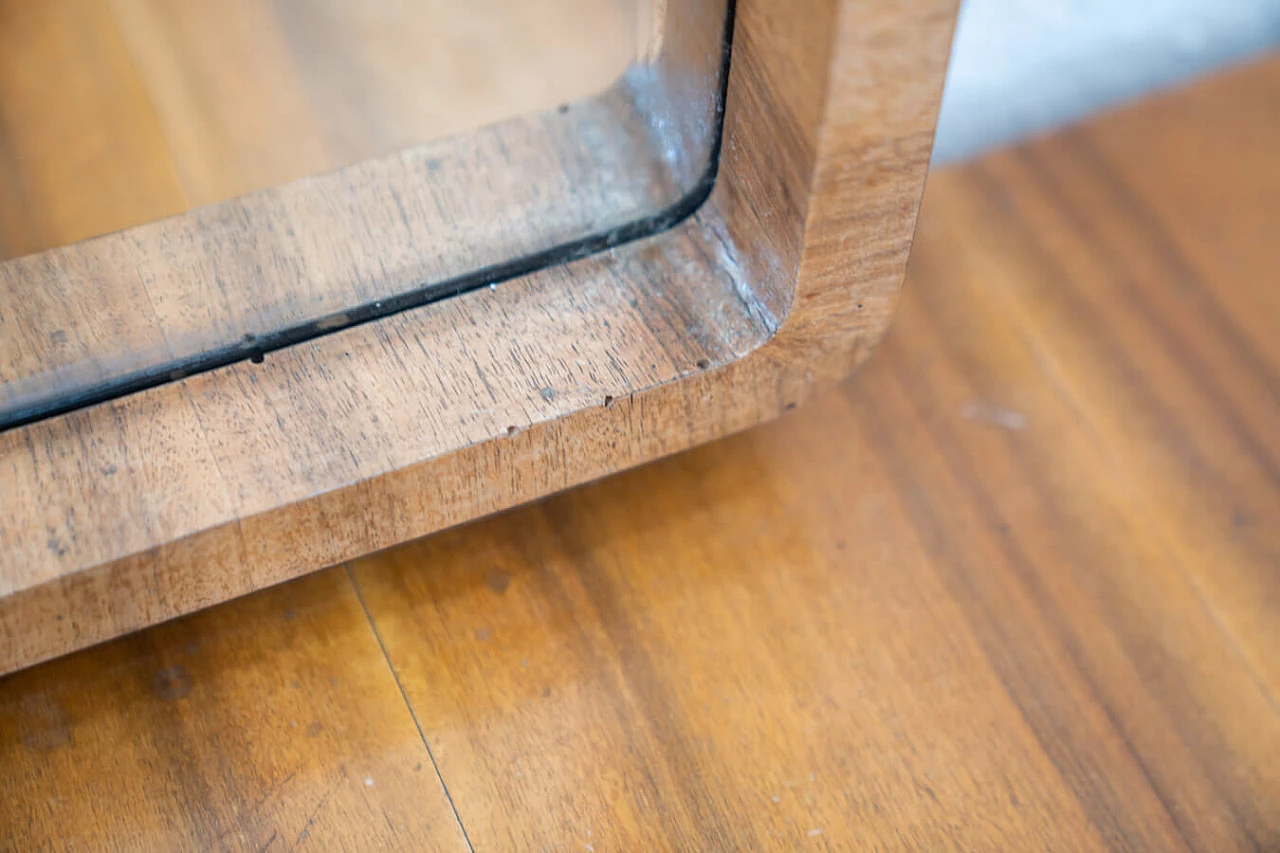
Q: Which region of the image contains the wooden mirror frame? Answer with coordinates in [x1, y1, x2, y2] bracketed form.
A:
[1, 0, 958, 673]
[0, 0, 732, 429]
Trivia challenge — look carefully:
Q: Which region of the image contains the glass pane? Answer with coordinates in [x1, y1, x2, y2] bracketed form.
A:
[0, 0, 731, 428]
[0, 0, 644, 251]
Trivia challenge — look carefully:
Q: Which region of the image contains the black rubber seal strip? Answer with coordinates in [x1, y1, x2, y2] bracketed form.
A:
[2, 0, 737, 432]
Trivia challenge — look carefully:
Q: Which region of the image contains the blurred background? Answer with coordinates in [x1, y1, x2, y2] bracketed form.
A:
[5, 0, 1279, 262]
[935, 0, 1280, 163]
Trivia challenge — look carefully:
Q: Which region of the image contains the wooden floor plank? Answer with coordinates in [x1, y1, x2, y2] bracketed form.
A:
[854, 254, 1280, 850]
[0, 569, 470, 851]
[946, 62, 1280, 699]
[350, 429, 1110, 850]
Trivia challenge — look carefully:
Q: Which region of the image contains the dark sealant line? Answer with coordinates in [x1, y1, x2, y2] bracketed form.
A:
[1, 1, 737, 433]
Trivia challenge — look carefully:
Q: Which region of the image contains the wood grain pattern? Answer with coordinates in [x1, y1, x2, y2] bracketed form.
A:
[973, 121, 1280, 702]
[0, 569, 469, 850]
[2, 49, 1278, 853]
[0, 0, 681, 415]
[0, 0, 957, 672]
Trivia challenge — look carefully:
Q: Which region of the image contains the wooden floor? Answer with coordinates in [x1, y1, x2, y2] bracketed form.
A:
[3, 47, 1280, 853]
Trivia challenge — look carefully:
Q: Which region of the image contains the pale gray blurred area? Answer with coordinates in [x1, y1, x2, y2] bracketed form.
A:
[933, 0, 1280, 164]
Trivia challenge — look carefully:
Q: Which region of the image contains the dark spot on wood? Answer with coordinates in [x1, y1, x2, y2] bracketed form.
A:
[250, 352, 265, 364]
[152, 665, 193, 701]
[102, 464, 117, 476]
[540, 388, 557, 401]
[696, 358, 711, 370]
[414, 762, 423, 772]
[485, 568, 511, 594]
[507, 425, 520, 437]
[306, 721, 324, 738]
[49, 329, 67, 345]
[18, 694, 72, 753]
[784, 402, 797, 411]
[835, 539, 847, 551]
[604, 395, 616, 408]
[856, 302, 864, 310]
[557, 104, 570, 114]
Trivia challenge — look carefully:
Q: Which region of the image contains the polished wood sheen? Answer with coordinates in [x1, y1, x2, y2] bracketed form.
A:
[0, 0, 958, 672]
[3, 52, 1278, 851]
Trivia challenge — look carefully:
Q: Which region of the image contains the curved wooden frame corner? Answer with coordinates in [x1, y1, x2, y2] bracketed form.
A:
[0, 0, 958, 673]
